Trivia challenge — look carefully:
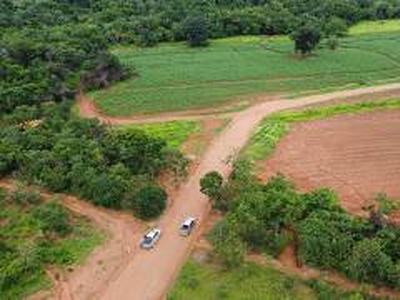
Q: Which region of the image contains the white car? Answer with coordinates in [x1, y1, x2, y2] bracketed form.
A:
[179, 217, 197, 236]
[140, 228, 161, 249]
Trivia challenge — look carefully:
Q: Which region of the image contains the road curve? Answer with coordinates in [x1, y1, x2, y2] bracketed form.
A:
[99, 82, 400, 300]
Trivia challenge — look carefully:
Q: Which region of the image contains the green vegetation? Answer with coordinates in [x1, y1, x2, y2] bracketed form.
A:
[169, 260, 365, 300]
[133, 186, 167, 220]
[350, 20, 400, 35]
[91, 30, 400, 115]
[201, 163, 400, 291]
[0, 104, 187, 219]
[0, 21, 126, 114]
[0, 186, 104, 299]
[117, 121, 199, 149]
[245, 98, 400, 160]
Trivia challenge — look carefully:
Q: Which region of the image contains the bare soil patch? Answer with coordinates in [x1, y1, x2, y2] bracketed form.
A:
[258, 109, 400, 215]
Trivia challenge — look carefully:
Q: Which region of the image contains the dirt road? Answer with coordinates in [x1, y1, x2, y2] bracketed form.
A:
[97, 83, 400, 300]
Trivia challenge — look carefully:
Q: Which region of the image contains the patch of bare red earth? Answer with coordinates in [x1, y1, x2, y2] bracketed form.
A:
[258, 109, 400, 216]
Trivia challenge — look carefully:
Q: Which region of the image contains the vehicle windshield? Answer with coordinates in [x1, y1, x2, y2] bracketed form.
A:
[143, 236, 153, 244]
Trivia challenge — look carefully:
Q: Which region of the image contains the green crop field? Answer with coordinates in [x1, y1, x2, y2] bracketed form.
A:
[116, 121, 199, 149]
[168, 260, 364, 300]
[244, 98, 400, 161]
[89, 22, 400, 116]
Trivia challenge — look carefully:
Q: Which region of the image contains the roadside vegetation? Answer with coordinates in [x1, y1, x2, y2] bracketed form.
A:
[245, 98, 400, 160]
[169, 260, 369, 300]
[0, 185, 104, 299]
[0, 104, 187, 219]
[117, 121, 199, 149]
[200, 161, 400, 292]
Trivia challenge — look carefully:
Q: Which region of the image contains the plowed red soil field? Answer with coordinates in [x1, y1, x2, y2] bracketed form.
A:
[259, 110, 400, 215]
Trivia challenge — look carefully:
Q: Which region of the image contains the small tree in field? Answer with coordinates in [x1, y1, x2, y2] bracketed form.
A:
[134, 186, 167, 220]
[291, 25, 321, 55]
[184, 15, 209, 47]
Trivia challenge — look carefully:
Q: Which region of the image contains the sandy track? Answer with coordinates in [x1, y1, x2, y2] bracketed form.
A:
[97, 83, 400, 300]
[259, 109, 400, 215]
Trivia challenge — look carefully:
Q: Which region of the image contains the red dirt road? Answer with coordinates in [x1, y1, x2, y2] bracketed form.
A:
[259, 109, 400, 215]
[98, 83, 400, 300]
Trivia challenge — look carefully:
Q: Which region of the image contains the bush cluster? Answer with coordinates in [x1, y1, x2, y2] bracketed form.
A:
[203, 161, 400, 289]
[0, 187, 73, 294]
[0, 104, 183, 218]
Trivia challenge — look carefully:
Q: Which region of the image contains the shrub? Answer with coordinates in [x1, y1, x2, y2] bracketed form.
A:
[211, 221, 246, 269]
[0, 187, 7, 204]
[33, 201, 72, 237]
[133, 186, 167, 220]
[344, 239, 393, 286]
[327, 36, 339, 51]
[10, 186, 41, 206]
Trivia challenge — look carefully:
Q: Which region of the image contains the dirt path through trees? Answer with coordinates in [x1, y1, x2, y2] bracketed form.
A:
[10, 83, 400, 299]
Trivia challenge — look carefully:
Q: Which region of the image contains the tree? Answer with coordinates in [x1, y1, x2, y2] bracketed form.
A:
[200, 171, 223, 199]
[323, 17, 348, 38]
[200, 171, 229, 211]
[134, 186, 167, 219]
[184, 15, 209, 47]
[291, 24, 321, 55]
[375, 1, 393, 20]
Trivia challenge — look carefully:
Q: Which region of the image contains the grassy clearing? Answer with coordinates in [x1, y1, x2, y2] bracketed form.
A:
[349, 19, 400, 35]
[90, 23, 400, 116]
[0, 187, 105, 299]
[116, 121, 199, 149]
[168, 260, 364, 300]
[245, 98, 400, 160]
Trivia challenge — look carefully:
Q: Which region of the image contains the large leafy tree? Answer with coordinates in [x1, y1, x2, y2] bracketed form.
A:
[291, 24, 322, 55]
[184, 15, 209, 47]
